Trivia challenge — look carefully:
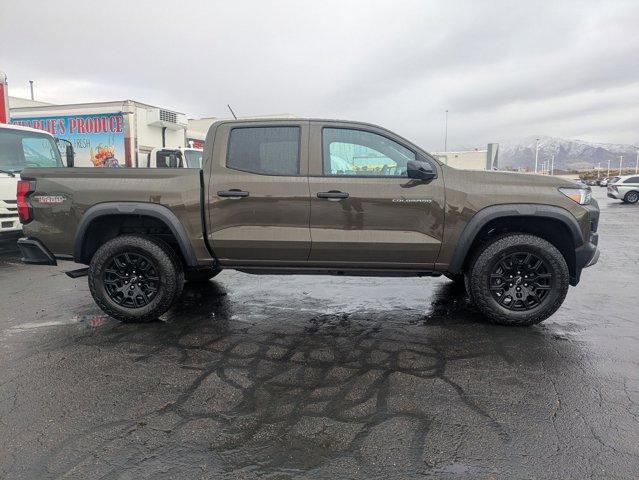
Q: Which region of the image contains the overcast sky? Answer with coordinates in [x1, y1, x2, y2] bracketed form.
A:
[1, 0, 637, 149]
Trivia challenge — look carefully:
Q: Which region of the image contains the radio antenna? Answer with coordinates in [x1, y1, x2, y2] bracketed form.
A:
[227, 104, 238, 119]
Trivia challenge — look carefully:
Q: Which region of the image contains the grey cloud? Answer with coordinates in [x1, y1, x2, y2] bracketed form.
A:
[1, 0, 637, 148]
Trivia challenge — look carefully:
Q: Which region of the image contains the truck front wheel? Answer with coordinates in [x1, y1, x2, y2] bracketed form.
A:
[467, 234, 569, 326]
[88, 235, 184, 323]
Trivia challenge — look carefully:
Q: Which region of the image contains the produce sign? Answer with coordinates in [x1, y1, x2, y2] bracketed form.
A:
[12, 113, 126, 167]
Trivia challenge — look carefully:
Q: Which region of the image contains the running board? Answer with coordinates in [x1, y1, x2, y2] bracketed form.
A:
[65, 267, 89, 278]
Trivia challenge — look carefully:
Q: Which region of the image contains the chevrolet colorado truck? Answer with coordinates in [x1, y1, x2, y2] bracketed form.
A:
[16, 119, 599, 326]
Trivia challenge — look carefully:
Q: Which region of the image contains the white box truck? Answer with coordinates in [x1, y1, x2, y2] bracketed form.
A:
[10, 100, 187, 168]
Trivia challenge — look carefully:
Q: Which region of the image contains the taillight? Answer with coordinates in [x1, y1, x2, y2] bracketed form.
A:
[17, 180, 35, 224]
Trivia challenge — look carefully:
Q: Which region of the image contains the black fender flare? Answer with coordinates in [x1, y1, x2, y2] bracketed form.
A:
[447, 203, 583, 274]
[73, 202, 198, 266]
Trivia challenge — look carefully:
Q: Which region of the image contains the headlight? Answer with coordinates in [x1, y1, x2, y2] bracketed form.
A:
[559, 187, 592, 205]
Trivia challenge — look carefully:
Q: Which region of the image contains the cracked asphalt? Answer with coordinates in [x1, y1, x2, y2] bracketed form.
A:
[0, 188, 637, 479]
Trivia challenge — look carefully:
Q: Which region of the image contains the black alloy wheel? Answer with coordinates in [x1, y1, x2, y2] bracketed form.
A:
[103, 252, 160, 308]
[489, 252, 553, 311]
[488, 252, 552, 311]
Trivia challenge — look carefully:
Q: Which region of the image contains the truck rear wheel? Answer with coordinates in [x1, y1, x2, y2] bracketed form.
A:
[88, 235, 184, 323]
[468, 234, 569, 326]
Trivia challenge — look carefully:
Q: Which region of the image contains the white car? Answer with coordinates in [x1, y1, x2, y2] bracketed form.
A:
[607, 175, 639, 204]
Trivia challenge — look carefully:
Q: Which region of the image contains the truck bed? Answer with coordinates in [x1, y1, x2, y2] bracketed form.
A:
[20, 167, 211, 263]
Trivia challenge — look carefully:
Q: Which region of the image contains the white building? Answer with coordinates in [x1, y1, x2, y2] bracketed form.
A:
[433, 143, 499, 171]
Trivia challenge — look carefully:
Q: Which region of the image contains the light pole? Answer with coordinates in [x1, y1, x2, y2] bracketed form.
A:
[607, 158, 611, 177]
[597, 162, 601, 179]
[635, 148, 638, 174]
[619, 155, 623, 175]
[551, 155, 555, 176]
[534, 138, 540, 173]
[444, 110, 448, 151]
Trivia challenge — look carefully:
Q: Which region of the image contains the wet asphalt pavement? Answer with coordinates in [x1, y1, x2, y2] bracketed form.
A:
[0, 188, 637, 479]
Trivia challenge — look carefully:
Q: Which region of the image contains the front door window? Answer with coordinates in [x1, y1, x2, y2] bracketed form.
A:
[322, 128, 415, 177]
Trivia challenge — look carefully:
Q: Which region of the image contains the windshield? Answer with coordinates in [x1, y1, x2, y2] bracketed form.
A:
[0, 128, 63, 172]
[184, 149, 203, 168]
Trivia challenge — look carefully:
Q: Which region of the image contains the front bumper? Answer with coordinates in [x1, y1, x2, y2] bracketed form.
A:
[607, 188, 622, 199]
[0, 216, 21, 234]
[17, 237, 57, 265]
[571, 201, 600, 285]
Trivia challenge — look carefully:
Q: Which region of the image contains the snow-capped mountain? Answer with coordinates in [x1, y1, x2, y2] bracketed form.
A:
[497, 135, 638, 171]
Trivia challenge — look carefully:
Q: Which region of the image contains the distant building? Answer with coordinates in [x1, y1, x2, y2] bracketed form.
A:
[433, 143, 499, 170]
[8, 96, 53, 108]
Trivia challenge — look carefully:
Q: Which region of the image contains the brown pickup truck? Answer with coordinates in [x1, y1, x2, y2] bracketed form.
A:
[16, 118, 599, 326]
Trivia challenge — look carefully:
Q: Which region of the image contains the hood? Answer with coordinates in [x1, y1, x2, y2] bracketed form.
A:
[448, 169, 579, 189]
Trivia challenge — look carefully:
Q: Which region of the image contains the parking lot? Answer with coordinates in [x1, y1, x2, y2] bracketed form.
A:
[0, 187, 637, 479]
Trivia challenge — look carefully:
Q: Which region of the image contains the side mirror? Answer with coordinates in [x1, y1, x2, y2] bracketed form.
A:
[407, 160, 436, 181]
[65, 144, 75, 168]
[56, 138, 75, 167]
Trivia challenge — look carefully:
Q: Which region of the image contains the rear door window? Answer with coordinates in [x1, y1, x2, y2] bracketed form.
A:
[624, 176, 639, 183]
[227, 126, 300, 175]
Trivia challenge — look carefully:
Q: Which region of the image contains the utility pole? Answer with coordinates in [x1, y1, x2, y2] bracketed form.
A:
[444, 110, 448, 151]
[534, 138, 540, 173]
[619, 155, 623, 175]
[597, 162, 601, 179]
[635, 149, 638, 174]
[29, 80, 34, 100]
[607, 158, 611, 177]
[551, 155, 555, 176]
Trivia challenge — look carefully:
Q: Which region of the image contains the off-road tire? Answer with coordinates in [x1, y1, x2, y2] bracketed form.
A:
[624, 191, 639, 204]
[468, 233, 569, 326]
[184, 267, 222, 282]
[88, 235, 184, 323]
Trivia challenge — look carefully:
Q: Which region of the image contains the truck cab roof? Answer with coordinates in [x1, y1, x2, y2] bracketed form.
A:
[0, 122, 54, 137]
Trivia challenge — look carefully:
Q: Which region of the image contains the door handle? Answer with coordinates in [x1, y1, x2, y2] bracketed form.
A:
[317, 190, 349, 200]
[217, 189, 249, 198]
